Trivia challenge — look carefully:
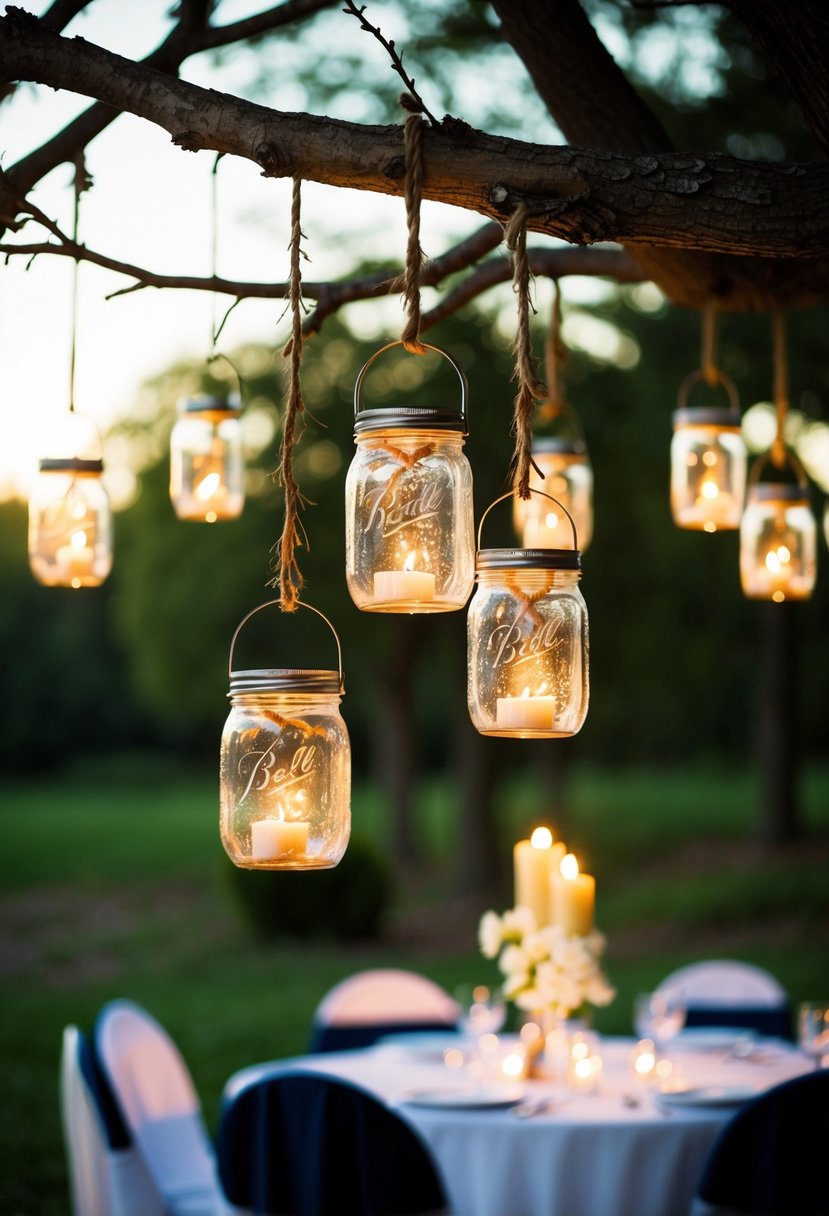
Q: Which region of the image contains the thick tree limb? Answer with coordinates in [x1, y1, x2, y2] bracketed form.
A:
[1, 7, 828, 316]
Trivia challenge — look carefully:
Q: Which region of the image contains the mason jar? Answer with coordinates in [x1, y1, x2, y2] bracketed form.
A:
[28, 457, 113, 589]
[170, 395, 244, 522]
[345, 341, 474, 612]
[740, 481, 817, 603]
[468, 495, 588, 738]
[670, 372, 746, 533]
[220, 602, 350, 870]
[514, 438, 594, 552]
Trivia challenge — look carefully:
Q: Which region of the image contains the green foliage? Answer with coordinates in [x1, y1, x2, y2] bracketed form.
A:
[224, 835, 394, 942]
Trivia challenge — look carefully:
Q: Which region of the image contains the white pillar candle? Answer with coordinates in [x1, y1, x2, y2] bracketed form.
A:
[495, 692, 557, 732]
[551, 852, 595, 936]
[513, 827, 565, 926]
[251, 818, 310, 860]
[56, 535, 95, 581]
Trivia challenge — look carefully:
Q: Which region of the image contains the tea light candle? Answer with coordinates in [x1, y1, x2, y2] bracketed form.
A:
[251, 818, 309, 860]
[514, 827, 566, 926]
[373, 552, 435, 604]
[56, 532, 95, 582]
[496, 688, 557, 732]
[551, 853, 595, 936]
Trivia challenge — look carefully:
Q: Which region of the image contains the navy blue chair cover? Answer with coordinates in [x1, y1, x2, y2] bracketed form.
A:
[77, 1032, 132, 1150]
[685, 1004, 793, 1041]
[308, 1020, 456, 1055]
[217, 1069, 448, 1215]
[696, 1068, 829, 1215]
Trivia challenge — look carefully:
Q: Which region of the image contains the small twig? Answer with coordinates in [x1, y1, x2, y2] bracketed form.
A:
[341, 0, 440, 127]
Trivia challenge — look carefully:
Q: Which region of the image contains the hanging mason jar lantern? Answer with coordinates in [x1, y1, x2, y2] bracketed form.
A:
[345, 341, 474, 613]
[220, 600, 350, 870]
[739, 455, 817, 602]
[468, 492, 589, 739]
[513, 437, 594, 552]
[671, 371, 746, 532]
[28, 412, 113, 589]
[170, 395, 244, 522]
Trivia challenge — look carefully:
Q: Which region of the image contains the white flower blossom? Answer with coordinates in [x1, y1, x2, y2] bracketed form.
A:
[477, 905, 615, 1019]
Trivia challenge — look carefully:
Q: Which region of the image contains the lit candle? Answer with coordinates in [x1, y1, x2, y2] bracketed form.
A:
[513, 826, 565, 926]
[551, 852, 595, 936]
[250, 817, 310, 860]
[495, 687, 557, 732]
[373, 551, 435, 604]
[55, 530, 95, 584]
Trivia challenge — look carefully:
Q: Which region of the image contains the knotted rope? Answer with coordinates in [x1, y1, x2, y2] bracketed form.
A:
[401, 113, 427, 355]
[505, 205, 547, 498]
[771, 308, 789, 470]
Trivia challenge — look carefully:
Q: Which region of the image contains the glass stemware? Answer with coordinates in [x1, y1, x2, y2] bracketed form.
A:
[456, 984, 507, 1039]
[633, 991, 686, 1052]
[798, 1002, 829, 1070]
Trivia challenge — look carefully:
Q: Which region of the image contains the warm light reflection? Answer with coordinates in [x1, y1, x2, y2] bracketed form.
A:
[194, 470, 222, 501]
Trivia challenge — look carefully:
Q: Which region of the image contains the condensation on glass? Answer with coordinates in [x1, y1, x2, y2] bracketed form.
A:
[468, 494, 589, 739]
[170, 396, 244, 522]
[345, 342, 474, 613]
[220, 603, 351, 870]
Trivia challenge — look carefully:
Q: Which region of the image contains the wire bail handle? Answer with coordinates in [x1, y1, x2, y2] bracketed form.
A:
[354, 340, 469, 435]
[228, 599, 344, 691]
[749, 448, 808, 490]
[478, 488, 579, 552]
[677, 368, 739, 413]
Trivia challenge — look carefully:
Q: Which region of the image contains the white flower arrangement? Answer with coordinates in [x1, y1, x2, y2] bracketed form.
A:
[478, 906, 615, 1019]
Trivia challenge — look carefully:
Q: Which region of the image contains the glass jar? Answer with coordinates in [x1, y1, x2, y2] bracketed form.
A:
[220, 602, 350, 870]
[513, 439, 594, 552]
[670, 372, 746, 532]
[740, 478, 817, 603]
[170, 395, 244, 522]
[468, 495, 588, 738]
[28, 458, 113, 588]
[345, 341, 474, 612]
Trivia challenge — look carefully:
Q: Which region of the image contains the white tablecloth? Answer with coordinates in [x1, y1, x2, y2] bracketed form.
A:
[224, 1036, 809, 1216]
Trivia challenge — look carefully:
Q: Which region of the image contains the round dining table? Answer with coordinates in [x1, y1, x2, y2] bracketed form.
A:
[223, 1032, 810, 1216]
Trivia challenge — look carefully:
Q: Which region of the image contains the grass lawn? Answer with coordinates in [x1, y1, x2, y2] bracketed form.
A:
[1, 754, 827, 1215]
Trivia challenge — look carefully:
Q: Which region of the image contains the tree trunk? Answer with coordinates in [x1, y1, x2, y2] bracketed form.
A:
[756, 602, 800, 844]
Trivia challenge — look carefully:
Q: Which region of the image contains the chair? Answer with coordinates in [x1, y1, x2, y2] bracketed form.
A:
[60, 1024, 165, 1216]
[216, 1069, 448, 1215]
[694, 1069, 829, 1215]
[308, 968, 461, 1054]
[93, 999, 224, 1215]
[656, 960, 792, 1040]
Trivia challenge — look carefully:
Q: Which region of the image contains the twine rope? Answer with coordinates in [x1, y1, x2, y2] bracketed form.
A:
[701, 302, 719, 387]
[540, 281, 567, 420]
[505, 205, 547, 498]
[772, 308, 789, 469]
[274, 177, 307, 611]
[401, 113, 427, 354]
[369, 439, 436, 497]
[505, 570, 553, 628]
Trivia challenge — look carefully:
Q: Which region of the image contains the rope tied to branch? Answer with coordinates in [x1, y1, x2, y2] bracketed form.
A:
[272, 177, 308, 611]
[539, 280, 567, 421]
[701, 301, 719, 387]
[401, 112, 427, 354]
[504, 205, 547, 499]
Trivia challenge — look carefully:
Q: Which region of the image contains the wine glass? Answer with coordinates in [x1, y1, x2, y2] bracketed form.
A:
[798, 1002, 829, 1070]
[456, 984, 507, 1039]
[634, 990, 686, 1052]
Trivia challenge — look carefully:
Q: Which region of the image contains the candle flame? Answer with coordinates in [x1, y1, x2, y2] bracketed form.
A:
[765, 545, 791, 574]
[560, 852, 579, 880]
[700, 479, 720, 500]
[530, 826, 553, 850]
[403, 550, 418, 572]
[195, 470, 222, 501]
[520, 687, 531, 699]
[70, 529, 87, 550]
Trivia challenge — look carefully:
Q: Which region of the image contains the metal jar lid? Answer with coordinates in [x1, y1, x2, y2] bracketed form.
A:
[229, 668, 343, 696]
[354, 406, 466, 436]
[38, 457, 104, 474]
[747, 483, 810, 505]
[672, 407, 742, 430]
[476, 547, 582, 573]
[178, 395, 241, 414]
[530, 437, 588, 456]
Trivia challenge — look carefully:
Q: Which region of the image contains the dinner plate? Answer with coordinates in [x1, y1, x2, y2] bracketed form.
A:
[674, 1028, 755, 1053]
[377, 1032, 470, 1061]
[657, 1085, 758, 1109]
[401, 1084, 525, 1109]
